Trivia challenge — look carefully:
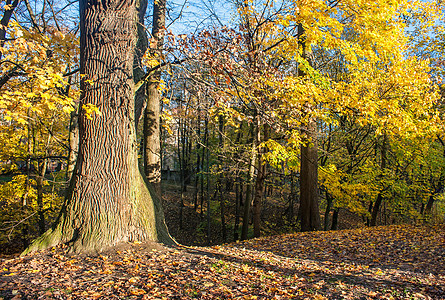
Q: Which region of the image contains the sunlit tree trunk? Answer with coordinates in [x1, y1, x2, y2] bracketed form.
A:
[25, 0, 173, 254]
[143, 0, 166, 197]
[299, 117, 321, 231]
[324, 191, 332, 231]
[252, 122, 268, 238]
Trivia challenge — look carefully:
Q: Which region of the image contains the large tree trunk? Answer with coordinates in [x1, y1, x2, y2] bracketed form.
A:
[252, 122, 267, 238]
[24, 0, 173, 255]
[299, 117, 321, 231]
[143, 0, 166, 197]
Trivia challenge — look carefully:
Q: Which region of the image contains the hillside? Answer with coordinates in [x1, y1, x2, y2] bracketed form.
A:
[0, 225, 444, 299]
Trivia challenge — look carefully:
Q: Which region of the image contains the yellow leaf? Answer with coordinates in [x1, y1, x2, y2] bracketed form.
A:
[128, 277, 139, 284]
[129, 288, 146, 296]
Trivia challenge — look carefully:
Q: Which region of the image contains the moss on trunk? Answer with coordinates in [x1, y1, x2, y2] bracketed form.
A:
[23, 0, 174, 255]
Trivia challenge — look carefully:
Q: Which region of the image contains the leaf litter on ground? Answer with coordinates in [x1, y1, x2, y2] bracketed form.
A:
[0, 224, 443, 299]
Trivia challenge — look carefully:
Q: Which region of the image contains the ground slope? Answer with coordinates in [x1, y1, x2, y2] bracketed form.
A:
[0, 224, 444, 299]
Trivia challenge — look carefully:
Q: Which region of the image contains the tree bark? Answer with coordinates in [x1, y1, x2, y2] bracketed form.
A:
[370, 134, 387, 227]
[0, 0, 20, 58]
[193, 112, 201, 211]
[134, 0, 148, 126]
[299, 117, 321, 231]
[331, 208, 339, 230]
[324, 190, 332, 231]
[36, 157, 48, 235]
[297, 23, 320, 232]
[205, 116, 211, 245]
[178, 118, 184, 229]
[67, 108, 79, 180]
[143, 0, 166, 198]
[233, 125, 243, 241]
[241, 118, 258, 240]
[24, 0, 173, 255]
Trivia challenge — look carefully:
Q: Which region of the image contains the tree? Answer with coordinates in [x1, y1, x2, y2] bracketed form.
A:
[24, 0, 173, 254]
[143, 0, 167, 197]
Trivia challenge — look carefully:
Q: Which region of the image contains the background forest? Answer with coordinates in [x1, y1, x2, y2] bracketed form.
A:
[0, 0, 444, 254]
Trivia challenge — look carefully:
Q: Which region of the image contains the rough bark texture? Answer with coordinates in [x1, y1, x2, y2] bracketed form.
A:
[298, 23, 320, 232]
[143, 0, 166, 197]
[24, 0, 173, 255]
[299, 117, 321, 231]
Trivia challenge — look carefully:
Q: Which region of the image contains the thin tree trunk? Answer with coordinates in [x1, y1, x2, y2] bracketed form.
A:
[67, 108, 78, 180]
[194, 113, 201, 211]
[143, 0, 166, 198]
[425, 195, 435, 214]
[331, 208, 339, 230]
[234, 179, 242, 241]
[181, 119, 188, 192]
[217, 115, 227, 242]
[324, 191, 332, 231]
[252, 122, 268, 238]
[134, 0, 148, 126]
[200, 143, 205, 218]
[36, 157, 48, 235]
[205, 116, 211, 245]
[0, 0, 20, 58]
[21, 110, 32, 249]
[185, 125, 192, 186]
[233, 126, 243, 241]
[178, 118, 184, 229]
[287, 172, 295, 222]
[370, 194, 383, 226]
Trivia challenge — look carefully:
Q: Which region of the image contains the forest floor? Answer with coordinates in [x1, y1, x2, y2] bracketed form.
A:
[0, 224, 444, 299]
